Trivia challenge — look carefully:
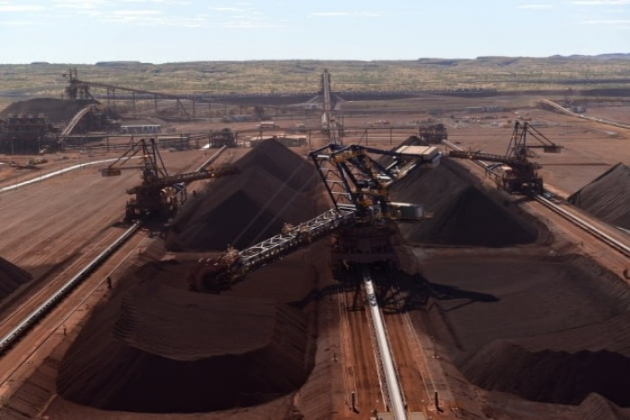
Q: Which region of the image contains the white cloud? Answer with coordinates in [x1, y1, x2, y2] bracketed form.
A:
[310, 12, 349, 17]
[120, 0, 192, 4]
[209, 6, 248, 12]
[309, 11, 382, 18]
[110, 9, 162, 15]
[53, 0, 109, 10]
[572, 0, 630, 5]
[519, 4, 554, 9]
[223, 20, 283, 29]
[40, 0, 282, 29]
[0, 4, 44, 12]
[356, 11, 383, 17]
[204, 3, 283, 29]
[0, 19, 37, 25]
[581, 18, 630, 23]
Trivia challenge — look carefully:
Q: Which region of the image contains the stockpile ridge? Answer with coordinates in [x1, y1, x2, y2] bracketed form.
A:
[422, 255, 630, 408]
[57, 141, 323, 414]
[57, 258, 316, 413]
[167, 139, 321, 251]
[390, 158, 539, 247]
[568, 163, 630, 229]
[0, 98, 98, 124]
[0, 257, 31, 301]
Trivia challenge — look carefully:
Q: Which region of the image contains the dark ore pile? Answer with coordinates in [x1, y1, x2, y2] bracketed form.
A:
[0, 256, 31, 301]
[569, 163, 630, 229]
[166, 139, 322, 251]
[57, 140, 324, 414]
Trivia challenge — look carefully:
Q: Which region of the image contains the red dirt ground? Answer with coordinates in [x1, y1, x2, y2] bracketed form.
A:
[0, 257, 30, 301]
[54, 141, 330, 416]
[1, 93, 629, 420]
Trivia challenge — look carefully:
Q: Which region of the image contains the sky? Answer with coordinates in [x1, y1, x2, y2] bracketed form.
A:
[0, 0, 628, 64]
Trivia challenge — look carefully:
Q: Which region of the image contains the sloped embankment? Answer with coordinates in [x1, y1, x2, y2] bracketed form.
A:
[390, 158, 540, 247]
[568, 163, 630, 229]
[57, 275, 312, 413]
[0, 98, 99, 124]
[57, 141, 324, 414]
[0, 256, 31, 301]
[422, 254, 630, 408]
[462, 340, 630, 406]
[166, 139, 321, 251]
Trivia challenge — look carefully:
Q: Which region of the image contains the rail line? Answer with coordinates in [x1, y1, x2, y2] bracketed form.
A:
[442, 140, 630, 258]
[390, 283, 438, 413]
[0, 157, 139, 193]
[534, 196, 630, 257]
[343, 281, 388, 415]
[362, 267, 408, 420]
[0, 222, 141, 355]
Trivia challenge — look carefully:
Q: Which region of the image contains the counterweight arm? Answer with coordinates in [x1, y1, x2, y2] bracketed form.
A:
[189, 141, 441, 293]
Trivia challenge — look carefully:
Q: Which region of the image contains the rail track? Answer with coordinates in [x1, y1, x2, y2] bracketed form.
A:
[443, 140, 630, 258]
[362, 268, 407, 420]
[0, 222, 141, 369]
[384, 281, 440, 416]
[534, 196, 630, 257]
[337, 279, 386, 416]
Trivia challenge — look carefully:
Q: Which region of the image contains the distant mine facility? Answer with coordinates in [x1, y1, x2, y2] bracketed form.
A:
[0, 67, 447, 154]
[0, 100, 115, 153]
[0, 114, 54, 153]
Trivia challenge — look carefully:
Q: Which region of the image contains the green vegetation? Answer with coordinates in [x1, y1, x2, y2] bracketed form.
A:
[0, 56, 629, 100]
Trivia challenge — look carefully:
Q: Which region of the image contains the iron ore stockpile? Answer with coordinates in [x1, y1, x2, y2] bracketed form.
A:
[0, 257, 31, 301]
[389, 158, 540, 247]
[44, 139, 630, 419]
[568, 163, 630, 230]
[166, 139, 322, 250]
[390, 155, 630, 418]
[55, 139, 329, 417]
[0, 98, 97, 123]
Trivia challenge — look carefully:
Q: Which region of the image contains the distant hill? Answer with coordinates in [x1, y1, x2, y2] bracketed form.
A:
[553, 53, 630, 60]
[95, 61, 152, 67]
[593, 53, 630, 60]
[1, 54, 629, 100]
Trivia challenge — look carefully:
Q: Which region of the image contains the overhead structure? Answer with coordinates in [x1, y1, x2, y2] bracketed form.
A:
[189, 141, 441, 292]
[507, 121, 562, 156]
[449, 121, 560, 194]
[57, 104, 100, 145]
[320, 69, 342, 145]
[0, 114, 55, 154]
[448, 148, 543, 194]
[63, 68, 205, 120]
[208, 128, 237, 148]
[63, 68, 94, 101]
[102, 138, 238, 220]
[418, 123, 448, 144]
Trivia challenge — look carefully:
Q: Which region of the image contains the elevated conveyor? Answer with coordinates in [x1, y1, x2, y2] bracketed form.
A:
[189, 142, 441, 292]
[190, 208, 357, 292]
[448, 149, 543, 193]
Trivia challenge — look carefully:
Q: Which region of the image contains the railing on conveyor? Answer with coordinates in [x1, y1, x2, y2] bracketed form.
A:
[238, 208, 356, 271]
[0, 222, 140, 355]
[448, 150, 531, 171]
[192, 208, 358, 291]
